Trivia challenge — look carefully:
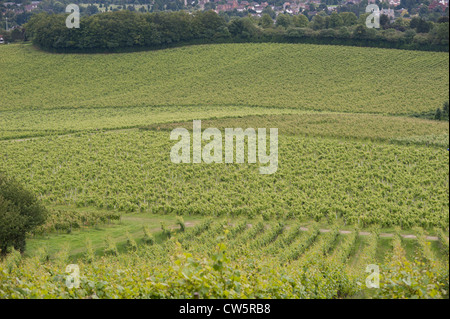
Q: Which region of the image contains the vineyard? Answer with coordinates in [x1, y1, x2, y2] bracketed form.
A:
[0, 219, 448, 298]
[1, 125, 448, 228]
[0, 42, 448, 299]
[0, 43, 448, 114]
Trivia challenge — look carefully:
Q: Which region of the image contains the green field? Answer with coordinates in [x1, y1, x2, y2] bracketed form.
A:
[0, 43, 448, 114]
[0, 43, 448, 299]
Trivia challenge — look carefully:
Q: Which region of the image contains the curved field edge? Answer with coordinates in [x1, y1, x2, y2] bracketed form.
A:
[1, 109, 448, 147]
[142, 113, 450, 148]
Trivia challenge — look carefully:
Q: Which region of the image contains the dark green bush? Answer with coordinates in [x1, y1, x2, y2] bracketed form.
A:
[0, 174, 47, 255]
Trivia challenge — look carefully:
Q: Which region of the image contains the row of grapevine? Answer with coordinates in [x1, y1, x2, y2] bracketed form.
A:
[348, 227, 379, 283]
[436, 228, 449, 256]
[376, 232, 448, 298]
[280, 223, 321, 263]
[34, 209, 121, 235]
[263, 223, 303, 255]
[249, 222, 285, 250]
[329, 228, 359, 264]
[414, 227, 438, 265]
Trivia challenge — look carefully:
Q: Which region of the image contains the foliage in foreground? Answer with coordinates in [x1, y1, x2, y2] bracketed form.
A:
[0, 241, 357, 299]
[377, 233, 448, 299]
[0, 220, 448, 299]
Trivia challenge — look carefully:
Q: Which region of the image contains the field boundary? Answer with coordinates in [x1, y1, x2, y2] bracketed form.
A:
[297, 226, 446, 241]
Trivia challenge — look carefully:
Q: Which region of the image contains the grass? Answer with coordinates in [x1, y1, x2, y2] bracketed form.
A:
[401, 237, 418, 261]
[428, 240, 448, 263]
[375, 237, 392, 264]
[24, 212, 204, 260]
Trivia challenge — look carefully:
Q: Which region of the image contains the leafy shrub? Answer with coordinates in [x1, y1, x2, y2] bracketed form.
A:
[377, 234, 448, 298]
[0, 173, 47, 255]
[125, 231, 138, 252]
[176, 216, 186, 232]
[161, 222, 172, 239]
[84, 238, 95, 263]
[142, 226, 155, 245]
[104, 235, 118, 256]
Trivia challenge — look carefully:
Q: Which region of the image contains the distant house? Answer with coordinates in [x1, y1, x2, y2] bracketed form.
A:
[429, 0, 449, 10]
[24, 1, 40, 11]
[215, 0, 238, 12]
[388, 0, 401, 6]
[254, 5, 264, 13]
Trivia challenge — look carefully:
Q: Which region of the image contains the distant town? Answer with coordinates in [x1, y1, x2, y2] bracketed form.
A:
[0, 0, 448, 42]
[1, 0, 449, 24]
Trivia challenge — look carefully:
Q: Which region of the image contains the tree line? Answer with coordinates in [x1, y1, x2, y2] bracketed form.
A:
[24, 10, 449, 52]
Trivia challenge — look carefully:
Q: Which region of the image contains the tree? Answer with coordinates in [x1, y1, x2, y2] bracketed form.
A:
[392, 17, 409, 31]
[435, 101, 449, 121]
[260, 13, 273, 28]
[380, 14, 390, 29]
[340, 12, 357, 26]
[410, 16, 420, 29]
[0, 174, 47, 255]
[443, 101, 449, 120]
[292, 14, 309, 28]
[328, 12, 343, 28]
[11, 28, 24, 42]
[228, 17, 258, 38]
[416, 18, 432, 33]
[276, 13, 291, 28]
[358, 13, 371, 25]
[262, 6, 276, 19]
[312, 14, 326, 30]
[86, 4, 99, 16]
[192, 10, 227, 39]
[353, 24, 367, 38]
[435, 107, 442, 120]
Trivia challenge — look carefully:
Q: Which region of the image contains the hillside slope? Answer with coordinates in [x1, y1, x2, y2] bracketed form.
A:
[0, 43, 448, 115]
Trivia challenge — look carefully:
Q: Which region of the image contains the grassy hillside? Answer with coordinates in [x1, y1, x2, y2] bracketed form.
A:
[0, 43, 448, 115]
